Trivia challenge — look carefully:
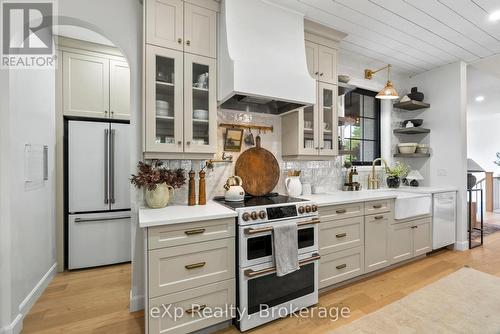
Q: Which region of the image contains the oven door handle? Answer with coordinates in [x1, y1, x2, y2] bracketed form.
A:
[243, 218, 320, 235]
[243, 253, 321, 278]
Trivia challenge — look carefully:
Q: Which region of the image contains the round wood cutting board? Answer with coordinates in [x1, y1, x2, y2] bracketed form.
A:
[235, 136, 280, 196]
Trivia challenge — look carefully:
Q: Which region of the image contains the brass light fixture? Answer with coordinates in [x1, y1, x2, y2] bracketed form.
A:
[364, 64, 399, 100]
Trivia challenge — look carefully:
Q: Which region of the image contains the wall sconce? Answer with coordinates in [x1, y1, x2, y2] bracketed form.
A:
[364, 64, 399, 100]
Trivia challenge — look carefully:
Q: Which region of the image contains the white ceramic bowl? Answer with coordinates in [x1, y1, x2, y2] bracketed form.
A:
[338, 75, 351, 83]
[193, 109, 208, 120]
[398, 143, 418, 154]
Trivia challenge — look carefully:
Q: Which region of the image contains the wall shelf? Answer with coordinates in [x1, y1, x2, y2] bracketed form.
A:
[393, 153, 430, 158]
[393, 127, 430, 135]
[393, 100, 430, 111]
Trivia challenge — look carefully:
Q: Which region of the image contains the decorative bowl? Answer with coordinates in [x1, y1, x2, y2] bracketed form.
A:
[398, 143, 418, 154]
[193, 109, 208, 120]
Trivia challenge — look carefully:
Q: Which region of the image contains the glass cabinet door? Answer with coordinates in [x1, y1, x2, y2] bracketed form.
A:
[145, 45, 184, 153]
[299, 105, 319, 155]
[319, 82, 338, 156]
[184, 53, 216, 154]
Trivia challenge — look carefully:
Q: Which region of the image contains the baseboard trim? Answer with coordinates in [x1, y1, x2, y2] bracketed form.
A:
[454, 241, 469, 251]
[1, 263, 57, 334]
[129, 290, 144, 312]
[0, 314, 23, 334]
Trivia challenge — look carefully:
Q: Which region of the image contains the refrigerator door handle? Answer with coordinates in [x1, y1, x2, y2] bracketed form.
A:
[110, 129, 116, 204]
[104, 129, 109, 204]
[74, 216, 131, 224]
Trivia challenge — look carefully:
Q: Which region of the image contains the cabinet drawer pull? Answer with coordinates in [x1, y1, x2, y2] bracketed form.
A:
[186, 40, 191, 46]
[374, 215, 384, 220]
[177, 38, 182, 44]
[336, 264, 347, 270]
[336, 233, 347, 238]
[185, 304, 207, 314]
[336, 209, 347, 214]
[373, 204, 383, 209]
[185, 262, 206, 270]
[411, 226, 418, 229]
[184, 228, 206, 235]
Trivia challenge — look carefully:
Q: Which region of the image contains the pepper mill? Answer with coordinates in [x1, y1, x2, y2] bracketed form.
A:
[198, 170, 206, 205]
[188, 170, 196, 206]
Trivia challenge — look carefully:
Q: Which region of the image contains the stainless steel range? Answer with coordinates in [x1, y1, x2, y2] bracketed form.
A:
[214, 194, 320, 331]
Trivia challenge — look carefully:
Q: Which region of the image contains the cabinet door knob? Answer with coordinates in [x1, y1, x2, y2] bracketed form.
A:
[177, 38, 182, 44]
[320, 72, 324, 76]
[186, 40, 191, 46]
[177, 141, 182, 145]
[187, 141, 191, 145]
[314, 71, 319, 75]
[104, 110, 108, 114]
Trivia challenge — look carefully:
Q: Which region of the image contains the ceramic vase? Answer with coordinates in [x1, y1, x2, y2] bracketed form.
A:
[145, 183, 174, 209]
[285, 176, 302, 197]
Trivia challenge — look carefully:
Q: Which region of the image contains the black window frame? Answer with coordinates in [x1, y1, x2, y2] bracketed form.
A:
[342, 88, 381, 166]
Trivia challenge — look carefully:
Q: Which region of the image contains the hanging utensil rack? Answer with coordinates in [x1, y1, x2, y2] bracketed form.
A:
[219, 122, 274, 133]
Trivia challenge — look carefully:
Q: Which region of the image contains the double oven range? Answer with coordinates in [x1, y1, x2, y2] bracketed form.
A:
[214, 194, 320, 331]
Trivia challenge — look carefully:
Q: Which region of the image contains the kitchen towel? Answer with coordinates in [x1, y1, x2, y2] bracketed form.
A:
[273, 221, 299, 277]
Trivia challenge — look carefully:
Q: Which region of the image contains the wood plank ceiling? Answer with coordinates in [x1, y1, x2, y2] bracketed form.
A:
[268, 0, 500, 75]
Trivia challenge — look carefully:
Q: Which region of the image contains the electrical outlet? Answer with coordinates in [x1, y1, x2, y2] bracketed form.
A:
[437, 169, 447, 176]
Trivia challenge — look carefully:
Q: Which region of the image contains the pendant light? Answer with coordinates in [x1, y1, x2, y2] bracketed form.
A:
[364, 64, 399, 100]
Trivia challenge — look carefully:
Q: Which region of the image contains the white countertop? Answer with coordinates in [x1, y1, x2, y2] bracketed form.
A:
[139, 201, 237, 228]
[301, 186, 457, 207]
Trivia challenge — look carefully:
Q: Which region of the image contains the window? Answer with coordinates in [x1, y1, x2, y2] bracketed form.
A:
[340, 88, 381, 166]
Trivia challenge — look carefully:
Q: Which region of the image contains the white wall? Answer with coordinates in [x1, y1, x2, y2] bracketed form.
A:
[57, 0, 144, 312]
[406, 62, 468, 250]
[468, 116, 500, 175]
[0, 65, 57, 333]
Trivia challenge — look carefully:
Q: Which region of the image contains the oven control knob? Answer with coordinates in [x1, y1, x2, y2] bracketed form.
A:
[251, 211, 258, 220]
[311, 204, 318, 212]
[305, 205, 312, 213]
[258, 210, 266, 219]
[242, 212, 251, 221]
[298, 206, 305, 214]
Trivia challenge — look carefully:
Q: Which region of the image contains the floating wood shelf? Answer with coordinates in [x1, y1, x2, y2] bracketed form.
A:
[393, 127, 430, 135]
[393, 100, 430, 111]
[393, 153, 431, 158]
[219, 122, 273, 133]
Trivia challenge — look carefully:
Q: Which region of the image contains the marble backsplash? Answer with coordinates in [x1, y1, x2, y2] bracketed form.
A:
[154, 109, 386, 205]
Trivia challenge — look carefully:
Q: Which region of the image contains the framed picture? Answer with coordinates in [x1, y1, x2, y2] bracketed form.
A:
[224, 128, 244, 152]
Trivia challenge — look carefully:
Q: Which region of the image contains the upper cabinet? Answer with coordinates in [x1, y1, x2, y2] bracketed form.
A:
[305, 41, 337, 85]
[143, 0, 218, 159]
[146, 0, 217, 59]
[62, 50, 130, 120]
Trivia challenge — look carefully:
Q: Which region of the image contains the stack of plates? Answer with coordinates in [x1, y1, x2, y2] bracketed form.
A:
[193, 109, 208, 120]
[156, 100, 170, 117]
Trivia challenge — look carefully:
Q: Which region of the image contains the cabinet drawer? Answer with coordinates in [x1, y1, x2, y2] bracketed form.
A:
[319, 203, 364, 221]
[149, 239, 235, 297]
[148, 218, 235, 249]
[319, 246, 364, 289]
[364, 200, 392, 215]
[149, 279, 235, 334]
[319, 216, 364, 255]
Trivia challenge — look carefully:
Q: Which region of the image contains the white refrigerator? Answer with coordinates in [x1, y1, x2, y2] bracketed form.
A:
[67, 120, 131, 269]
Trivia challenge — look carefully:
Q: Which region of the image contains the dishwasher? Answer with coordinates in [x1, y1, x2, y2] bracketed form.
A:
[432, 191, 457, 249]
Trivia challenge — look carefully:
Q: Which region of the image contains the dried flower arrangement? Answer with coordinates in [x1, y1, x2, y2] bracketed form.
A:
[130, 161, 186, 191]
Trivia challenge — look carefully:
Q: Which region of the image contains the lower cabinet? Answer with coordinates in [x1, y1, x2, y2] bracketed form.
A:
[149, 279, 235, 334]
[389, 217, 432, 265]
[365, 213, 390, 273]
[319, 246, 364, 289]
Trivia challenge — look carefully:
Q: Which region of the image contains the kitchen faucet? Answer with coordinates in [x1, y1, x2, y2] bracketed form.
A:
[368, 158, 389, 190]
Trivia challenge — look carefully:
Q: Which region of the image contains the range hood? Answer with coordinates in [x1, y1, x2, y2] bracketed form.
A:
[218, 0, 316, 114]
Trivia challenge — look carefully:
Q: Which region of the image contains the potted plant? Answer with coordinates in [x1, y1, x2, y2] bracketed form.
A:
[386, 162, 409, 189]
[131, 161, 186, 208]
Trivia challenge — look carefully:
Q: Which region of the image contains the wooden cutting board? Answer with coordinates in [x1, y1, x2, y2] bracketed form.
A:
[235, 136, 280, 196]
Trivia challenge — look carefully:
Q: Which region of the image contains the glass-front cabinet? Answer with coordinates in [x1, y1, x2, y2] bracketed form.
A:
[145, 44, 216, 156]
[281, 82, 338, 159]
[146, 45, 184, 153]
[184, 53, 216, 153]
[318, 82, 338, 156]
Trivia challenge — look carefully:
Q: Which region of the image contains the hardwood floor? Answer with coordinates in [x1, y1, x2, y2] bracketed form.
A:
[23, 233, 500, 333]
